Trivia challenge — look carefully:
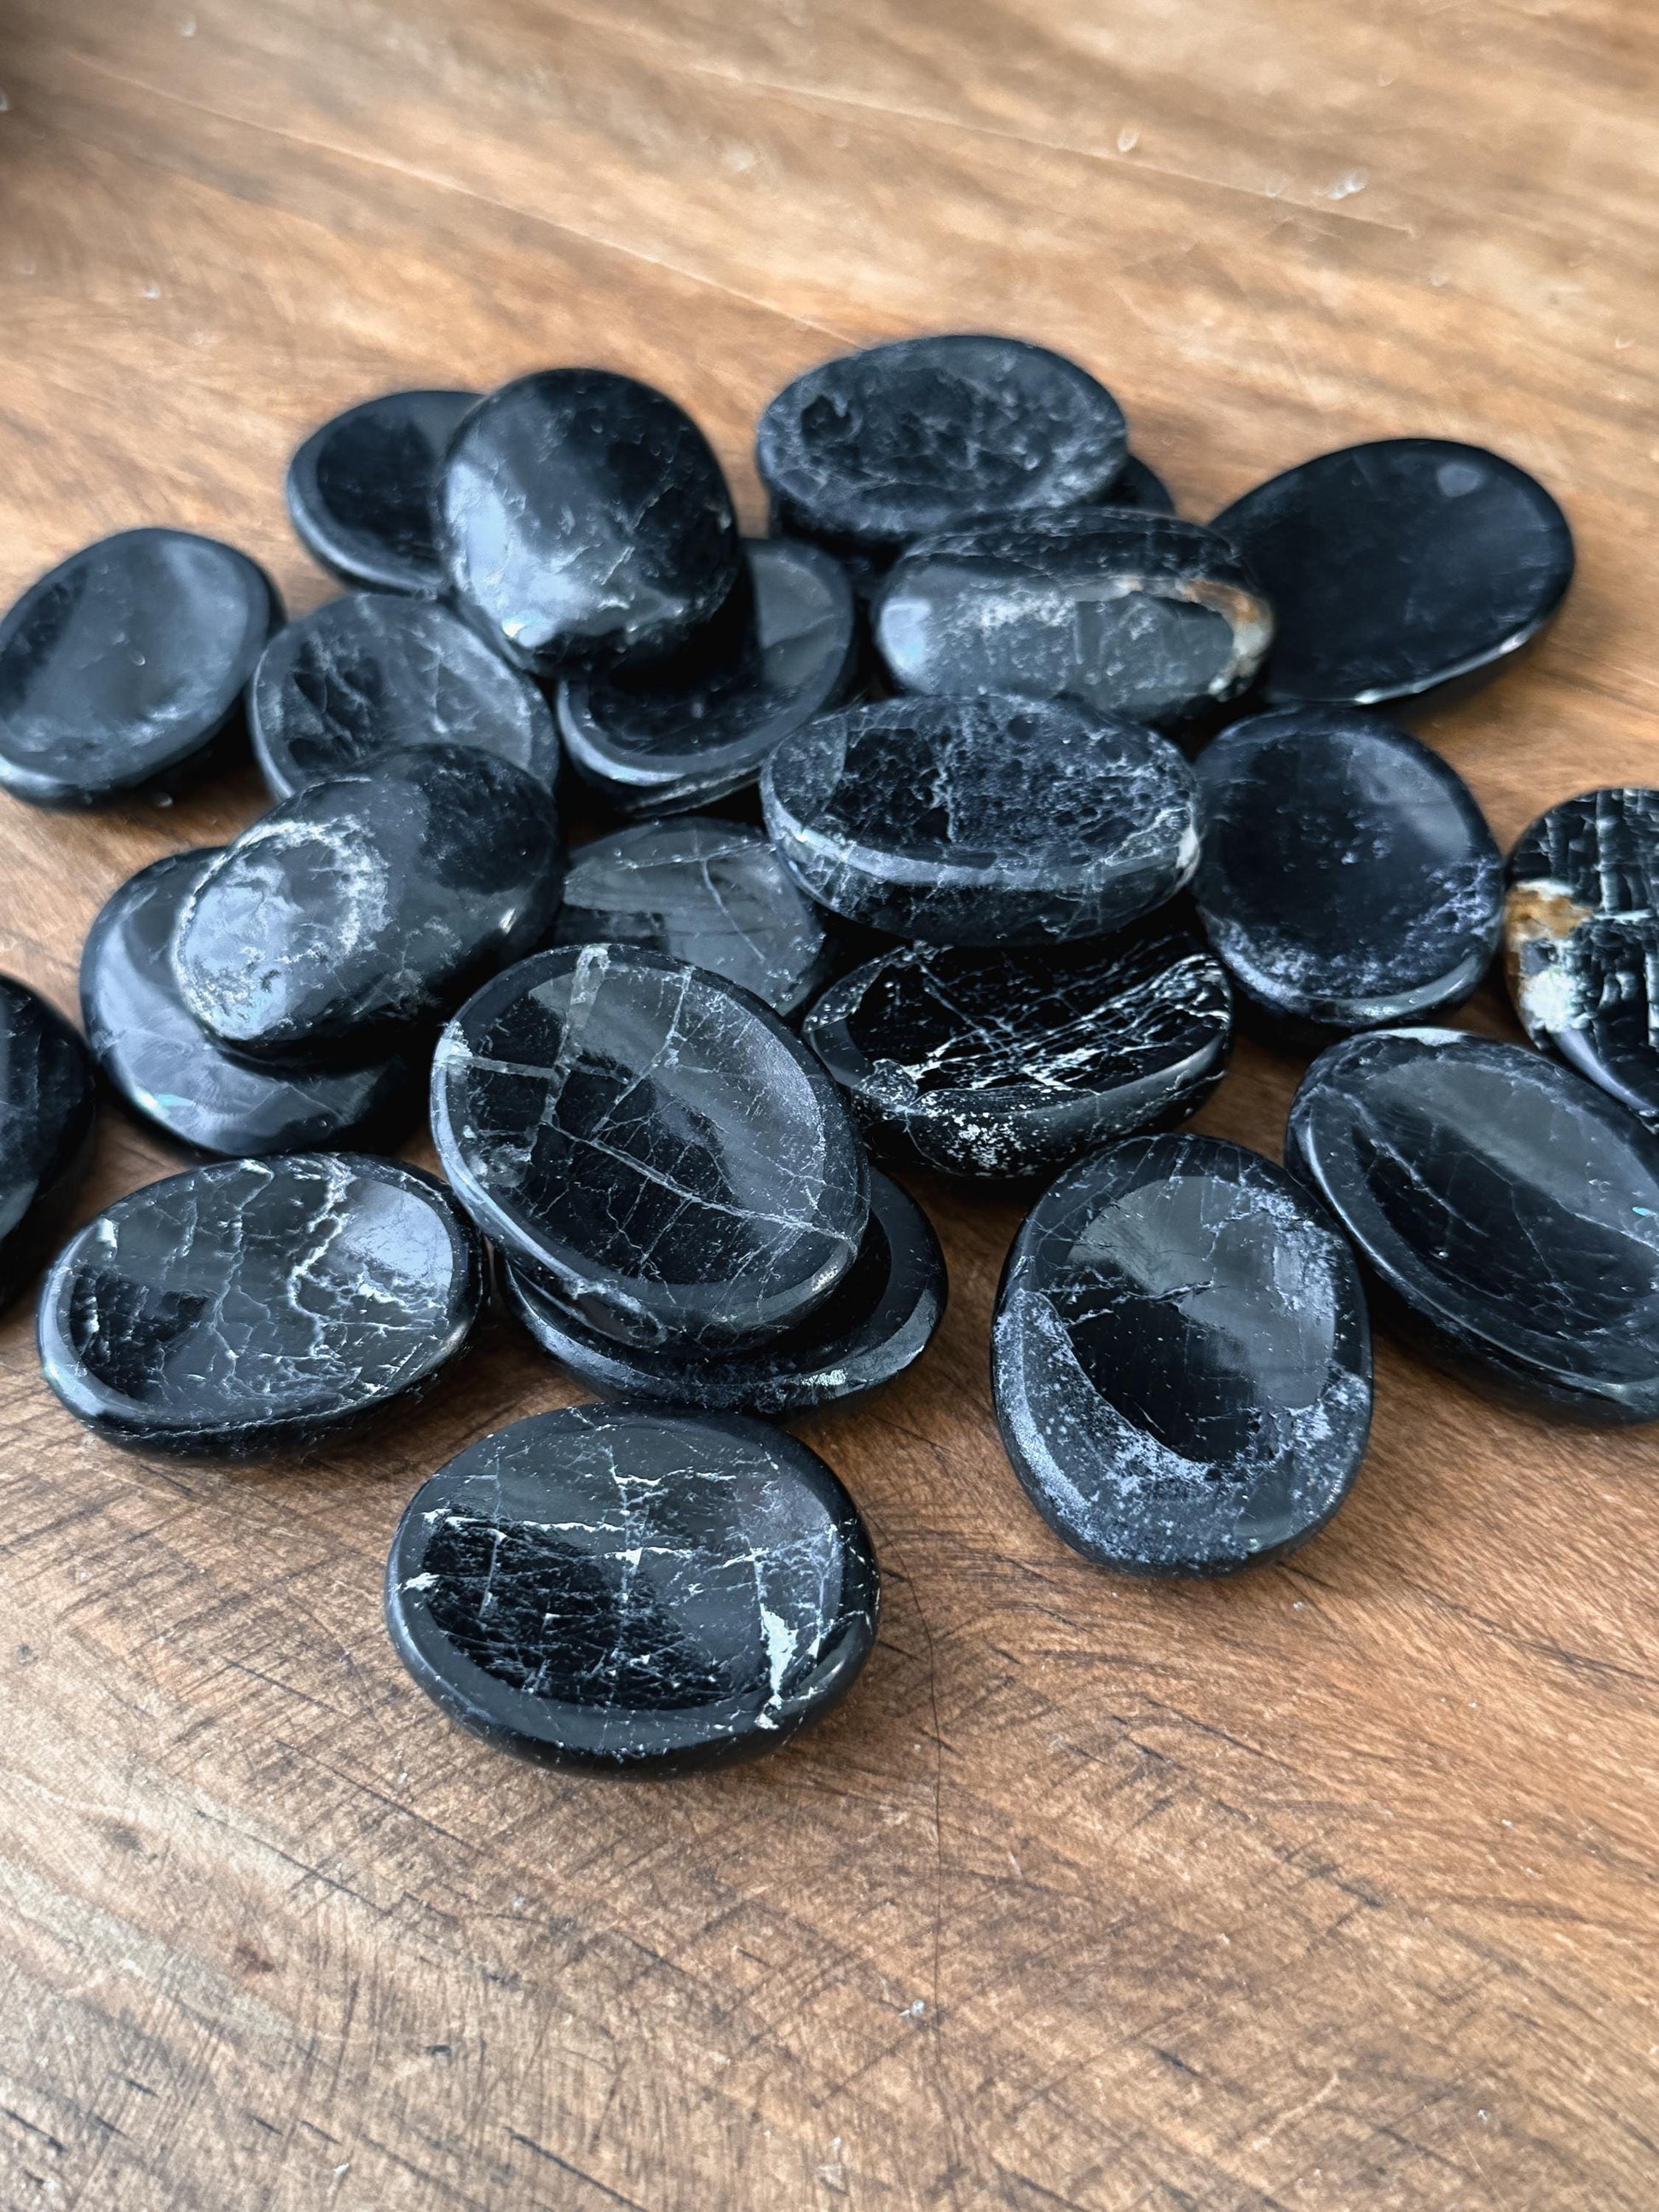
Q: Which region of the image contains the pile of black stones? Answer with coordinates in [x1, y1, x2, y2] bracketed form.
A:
[3, 334, 1650, 1779]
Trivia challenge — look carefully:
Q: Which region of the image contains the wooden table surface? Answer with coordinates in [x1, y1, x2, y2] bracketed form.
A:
[1, 3, 1656, 2207]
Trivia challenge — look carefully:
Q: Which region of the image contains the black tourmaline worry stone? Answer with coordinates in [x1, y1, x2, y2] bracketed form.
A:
[250, 592, 560, 801]
[804, 927, 1231, 1181]
[556, 539, 857, 815]
[385, 1404, 879, 1773]
[1286, 1029, 1659, 1422]
[439, 370, 743, 675]
[1213, 439, 1574, 710]
[1505, 788, 1659, 1123]
[0, 976, 96, 1312]
[0, 528, 280, 806]
[82, 852, 419, 1157]
[504, 1168, 944, 1416]
[763, 696, 1199, 945]
[286, 389, 478, 597]
[756, 334, 1127, 575]
[174, 745, 563, 1060]
[431, 944, 869, 1350]
[556, 817, 836, 1018]
[38, 1155, 485, 1457]
[1193, 708, 1503, 1034]
[992, 1135, 1372, 1574]
[874, 511, 1273, 728]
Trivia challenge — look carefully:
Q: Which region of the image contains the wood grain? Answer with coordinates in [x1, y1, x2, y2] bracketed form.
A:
[0, 4, 1655, 2207]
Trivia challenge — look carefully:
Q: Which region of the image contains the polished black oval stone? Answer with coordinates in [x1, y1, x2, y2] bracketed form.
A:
[875, 511, 1273, 728]
[0, 528, 280, 807]
[0, 976, 96, 1313]
[1505, 788, 1659, 1123]
[82, 850, 419, 1157]
[762, 696, 1199, 946]
[250, 592, 560, 801]
[992, 1135, 1372, 1574]
[1194, 708, 1503, 1033]
[384, 1404, 879, 1773]
[556, 538, 857, 815]
[756, 334, 1128, 567]
[431, 944, 869, 1350]
[38, 1154, 485, 1457]
[804, 925, 1231, 1181]
[1286, 1028, 1659, 1421]
[286, 389, 478, 596]
[175, 745, 564, 1060]
[1212, 440, 1574, 710]
[555, 817, 836, 1017]
[1107, 455, 1176, 517]
[439, 369, 743, 675]
[505, 1168, 944, 1416]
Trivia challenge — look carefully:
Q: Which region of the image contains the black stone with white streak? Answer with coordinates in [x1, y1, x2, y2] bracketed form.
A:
[756, 335, 1127, 573]
[0, 528, 280, 807]
[1213, 440, 1574, 711]
[174, 746, 563, 1061]
[384, 1404, 879, 1774]
[804, 927, 1231, 1181]
[556, 539, 857, 816]
[1286, 1028, 1659, 1422]
[439, 370, 743, 676]
[1505, 788, 1659, 1123]
[556, 817, 836, 1018]
[992, 1135, 1372, 1575]
[504, 1169, 944, 1416]
[83, 851, 419, 1157]
[431, 944, 869, 1351]
[0, 976, 96, 1313]
[1194, 708, 1503, 1034]
[875, 511, 1272, 728]
[250, 593, 560, 801]
[38, 1154, 485, 1457]
[286, 390, 478, 597]
[762, 696, 1199, 946]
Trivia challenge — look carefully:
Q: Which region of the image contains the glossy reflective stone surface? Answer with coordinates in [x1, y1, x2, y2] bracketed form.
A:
[1107, 455, 1176, 516]
[38, 1155, 485, 1457]
[805, 926, 1231, 1180]
[1506, 788, 1659, 1123]
[286, 389, 478, 596]
[250, 592, 560, 800]
[0, 528, 280, 807]
[1194, 708, 1503, 1033]
[756, 334, 1127, 567]
[384, 1404, 879, 1773]
[82, 851, 419, 1157]
[762, 696, 1199, 946]
[556, 539, 857, 815]
[1286, 1028, 1659, 1421]
[0, 975, 96, 1312]
[1213, 439, 1574, 709]
[506, 1168, 944, 1416]
[875, 511, 1272, 727]
[431, 944, 869, 1350]
[993, 1135, 1372, 1575]
[175, 746, 563, 1060]
[556, 817, 836, 1018]
[439, 370, 742, 675]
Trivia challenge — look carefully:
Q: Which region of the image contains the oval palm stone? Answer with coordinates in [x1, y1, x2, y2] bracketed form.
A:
[0, 528, 280, 806]
[250, 592, 559, 800]
[1286, 1028, 1659, 1421]
[384, 1404, 879, 1773]
[993, 1135, 1372, 1574]
[762, 695, 1199, 945]
[431, 944, 869, 1350]
[38, 1154, 485, 1457]
[286, 389, 478, 596]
